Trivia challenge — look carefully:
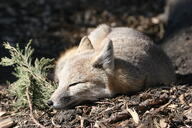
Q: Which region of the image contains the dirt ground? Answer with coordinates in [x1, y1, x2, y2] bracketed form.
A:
[0, 0, 192, 128]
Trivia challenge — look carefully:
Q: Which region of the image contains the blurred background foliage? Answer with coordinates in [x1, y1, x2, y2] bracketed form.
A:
[0, 0, 166, 83]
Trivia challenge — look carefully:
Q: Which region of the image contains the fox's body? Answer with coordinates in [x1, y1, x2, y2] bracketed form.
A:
[49, 24, 175, 109]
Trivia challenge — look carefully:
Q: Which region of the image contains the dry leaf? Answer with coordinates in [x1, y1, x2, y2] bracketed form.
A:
[153, 118, 160, 128]
[168, 104, 177, 109]
[127, 108, 140, 124]
[94, 121, 108, 128]
[183, 109, 192, 120]
[159, 119, 168, 128]
[137, 123, 146, 128]
[0, 117, 14, 128]
[0, 111, 6, 117]
[179, 94, 186, 104]
[79, 116, 84, 128]
[151, 17, 160, 24]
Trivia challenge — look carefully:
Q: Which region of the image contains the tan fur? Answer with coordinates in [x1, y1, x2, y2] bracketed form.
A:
[54, 46, 78, 82]
[57, 46, 78, 63]
[88, 24, 111, 49]
[49, 24, 176, 109]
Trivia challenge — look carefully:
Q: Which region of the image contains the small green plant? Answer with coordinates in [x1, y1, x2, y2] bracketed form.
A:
[0, 40, 56, 110]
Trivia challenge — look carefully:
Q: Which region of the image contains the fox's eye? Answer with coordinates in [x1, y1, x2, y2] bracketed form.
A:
[93, 63, 103, 69]
[68, 82, 83, 87]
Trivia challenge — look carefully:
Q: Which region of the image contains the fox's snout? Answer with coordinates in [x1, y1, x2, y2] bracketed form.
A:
[47, 100, 53, 106]
[48, 95, 73, 109]
[48, 81, 112, 109]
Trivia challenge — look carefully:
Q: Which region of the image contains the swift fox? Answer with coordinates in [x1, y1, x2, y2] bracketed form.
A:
[48, 24, 175, 109]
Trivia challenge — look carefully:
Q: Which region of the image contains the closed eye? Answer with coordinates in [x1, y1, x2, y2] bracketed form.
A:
[68, 82, 84, 87]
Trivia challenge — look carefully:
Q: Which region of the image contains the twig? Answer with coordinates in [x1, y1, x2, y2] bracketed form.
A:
[137, 95, 169, 111]
[152, 100, 172, 114]
[26, 86, 46, 128]
[38, 108, 53, 120]
[106, 110, 131, 123]
[79, 116, 84, 128]
[51, 118, 61, 128]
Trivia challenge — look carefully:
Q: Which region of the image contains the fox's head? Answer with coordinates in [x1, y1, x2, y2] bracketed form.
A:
[48, 36, 114, 109]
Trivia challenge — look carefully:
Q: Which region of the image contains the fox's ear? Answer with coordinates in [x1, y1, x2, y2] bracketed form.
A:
[78, 36, 93, 52]
[92, 38, 114, 73]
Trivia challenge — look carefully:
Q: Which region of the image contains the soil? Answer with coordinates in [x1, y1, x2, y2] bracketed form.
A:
[162, 0, 192, 84]
[0, 0, 192, 128]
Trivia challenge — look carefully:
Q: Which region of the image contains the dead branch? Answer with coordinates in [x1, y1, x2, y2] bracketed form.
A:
[106, 110, 131, 123]
[137, 94, 169, 111]
[26, 86, 46, 128]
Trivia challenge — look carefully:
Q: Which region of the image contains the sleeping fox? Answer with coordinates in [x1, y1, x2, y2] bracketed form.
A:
[48, 24, 175, 109]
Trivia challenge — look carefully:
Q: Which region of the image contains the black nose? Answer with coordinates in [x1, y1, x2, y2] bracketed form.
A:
[47, 100, 53, 106]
